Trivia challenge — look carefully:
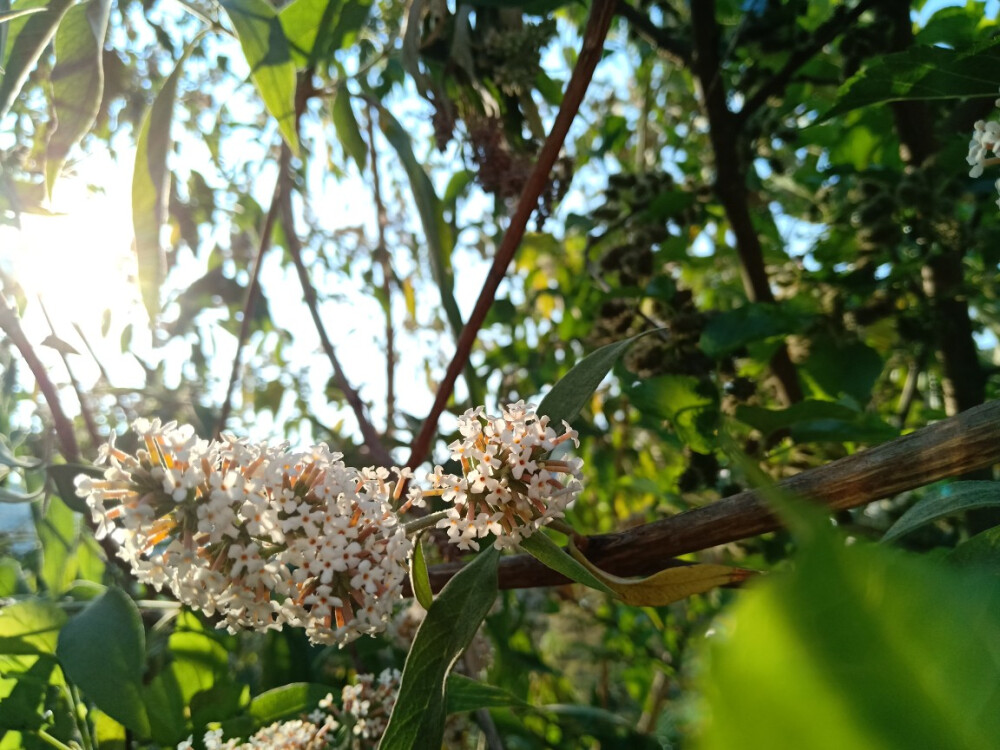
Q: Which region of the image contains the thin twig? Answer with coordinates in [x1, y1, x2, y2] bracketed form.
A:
[413, 399, 1000, 593]
[0, 293, 80, 462]
[406, 0, 618, 470]
[277, 145, 394, 467]
[36, 298, 101, 448]
[215, 180, 282, 437]
[366, 106, 396, 439]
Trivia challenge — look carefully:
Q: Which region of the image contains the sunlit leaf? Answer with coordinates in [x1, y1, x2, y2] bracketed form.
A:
[45, 0, 111, 196]
[380, 547, 500, 750]
[409, 535, 433, 610]
[0, 599, 65, 655]
[57, 587, 151, 737]
[35, 495, 78, 595]
[248, 683, 335, 727]
[883, 481, 1000, 544]
[0, 0, 75, 118]
[519, 532, 614, 595]
[220, 0, 298, 153]
[280, 0, 372, 66]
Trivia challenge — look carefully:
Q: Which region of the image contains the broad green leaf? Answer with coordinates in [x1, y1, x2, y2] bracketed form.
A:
[57, 587, 151, 737]
[629, 374, 719, 453]
[883, 481, 1000, 544]
[45, 0, 111, 196]
[0, 558, 23, 597]
[0, 0, 75, 118]
[248, 683, 335, 727]
[538, 331, 655, 427]
[132, 41, 198, 321]
[48, 463, 101, 514]
[519, 532, 614, 595]
[541, 705, 662, 749]
[735, 399, 896, 444]
[0, 7, 44, 24]
[91, 709, 127, 750]
[820, 40, 1000, 121]
[801, 338, 883, 406]
[0, 654, 58, 731]
[0, 599, 65, 655]
[409, 536, 433, 610]
[445, 674, 528, 714]
[142, 668, 188, 745]
[950, 526, 1000, 571]
[166, 631, 229, 705]
[280, 0, 372, 66]
[380, 547, 500, 750]
[331, 85, 366, 172]
[568, 540, 754, 606]
[696, 528, 1000, 750]
[699, 303, 809, 358]
[35, 496, 78, 595]
[220, 0, 298, 154]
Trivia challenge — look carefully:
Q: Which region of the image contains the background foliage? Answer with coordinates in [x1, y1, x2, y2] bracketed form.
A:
[2, 0, 1000, 747]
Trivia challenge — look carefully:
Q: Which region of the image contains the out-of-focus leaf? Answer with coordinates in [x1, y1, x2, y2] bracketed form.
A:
[801, 338, 883, 405]
[0, 438, 40, 469]
[445, 674, 528, 714]
[132, 41, 198, 322]
[0, 0, 75, 118]
[220, 0, 298, 153]
[696, 523, 1000, 749]
[0, 7, 44, 25]
[380, 547, 500, 750]
[57, 587, 151, 737]
[699, 303, 809, 358]
[48, 463, 102, 515]
[332, 85, 366, 172]
[248, 683, 335, 727]
[45, 0, 111, 196]
[0, 485, 42, 502]
[568, 540, 754, 606]
[630, 374, 719, 453]
[40, 333, 79, 355]
[520, 532, 614, 595]
[735, 399, 897, 444]
[0, 600, 65, 655]
[950, 525, 1000, 571]
[538, 331, 655, 427]
[409, 536, 433, 610]
[883, 481, 1000, 543]
[820, 39, 1000, 121]
[280, 0, 372, 66]
[91, 709, 127, 750]
[541, 704, 662, 748]
[35, 496, 78, 595]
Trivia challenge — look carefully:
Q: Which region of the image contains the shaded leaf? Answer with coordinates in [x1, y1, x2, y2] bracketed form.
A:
[445, 674, 528, 714]
[538, 331, 655, 427]
[0, 0, 75, 118]
[48, 463, 101, 514]
[735, 399, 897, 444]
[629, 374, 719, 453]
[57, 587, 151, 736]
[332, 85, 366, 172]
[409, 536, 433, 610]
[40, 333, 79, 355]
[380, 547, 500, 750]
[519, 532, 614, 595]
[220, 0, 298, 153]
[45, 0, 111, 196]
[883, 481, 1000, 544]
[700, 303, 809, 358]
[0, 6, 44, 24]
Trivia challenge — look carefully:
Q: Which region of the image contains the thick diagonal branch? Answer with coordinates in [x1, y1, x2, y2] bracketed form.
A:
[415, 399, 1000, 593]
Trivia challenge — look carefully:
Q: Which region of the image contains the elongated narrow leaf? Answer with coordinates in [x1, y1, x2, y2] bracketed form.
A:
[36, 495, 78, 595]
[45, 0, 111, 196]
[132, 41, 197, 321]
[57, 587, 151, 737]
[445, 674, 528, 714]
[409, 536, 434, 610]
[249, 683, 336, 727]
[568, 540, 754, 606]
[280, 0, 372, 66]
[883, 481, 1000, 543]
[380, 547, 500, 750]
[519, 532, 614, 595]
[0, 0, 75, 117]
[0, 485, 43, 502]
[537, 331, 655, 426]
[0, 6, 44, 25]
[332, 85, 367, 172]
[220, 0, 298, 154]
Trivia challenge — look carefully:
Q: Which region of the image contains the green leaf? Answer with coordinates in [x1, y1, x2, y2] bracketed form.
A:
[0, 0, 75, 118]
[949, 526, 1000, 571]
[57, 587, 151, 737]
[883, 481, 1000, 544]
[35, 496, 78, 595]
[629, 374, 719, 453]
[0, 7, 45, 24]
[801, 338, 883, 406]
[220, 0, 298, 154]
[519, 532, 614, 595]
[445, 673, 528, 714]
[0, 600, 65, 655]
[280, 0, 372, 67]
[132, 41, 198, 322]
[45, 0, 111, 196]
[409, 536, 434, 610]
[734, 399, 897, 444]
[696, 529, 1000, 750]
[248, 683, 335, 727]
[48, 463, 102, 514]
[820, 40, 1000, 121]
[538, 331, 654, 426]
[699, 303, 809, 358]
[331, 85, 366, 172]
[380, 547, 500, 750]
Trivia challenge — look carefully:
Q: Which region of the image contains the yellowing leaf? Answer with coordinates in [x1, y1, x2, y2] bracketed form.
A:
[568, 540, 755, 606]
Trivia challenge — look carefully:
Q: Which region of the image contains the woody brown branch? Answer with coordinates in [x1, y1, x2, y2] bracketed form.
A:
[414, 399, 1000, 594]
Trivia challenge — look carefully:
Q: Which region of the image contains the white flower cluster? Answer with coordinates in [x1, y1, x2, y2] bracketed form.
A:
[967, 91, 1000, 207]
[179, 668, 400, 750]
[75, 419, 411, 646]
[425, 400, 583, 550]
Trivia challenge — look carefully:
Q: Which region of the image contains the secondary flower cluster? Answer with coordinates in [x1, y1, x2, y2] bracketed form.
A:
[180, 668, 401, 750]
[75, 403, 582, 641]
[426, 401, 583, 550]
[75, 419, 411, 646]
[967, 90, 1000, 207]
